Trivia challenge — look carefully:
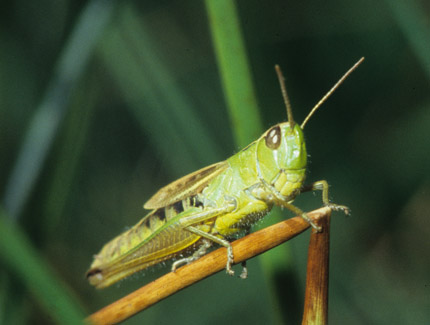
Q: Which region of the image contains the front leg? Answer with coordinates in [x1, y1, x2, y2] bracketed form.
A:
[302, 180, 350, 215]
[246, 181, 321, 231]
[275, 200, 321, 231]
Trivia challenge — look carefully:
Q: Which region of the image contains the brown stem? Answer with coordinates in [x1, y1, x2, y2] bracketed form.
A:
[302, 211, 331, 325]
[86, 207, 331, 324]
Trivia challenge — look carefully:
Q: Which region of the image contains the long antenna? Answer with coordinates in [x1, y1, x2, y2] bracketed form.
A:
[301, 57, 365, 129]
[275, 64, 295, 129]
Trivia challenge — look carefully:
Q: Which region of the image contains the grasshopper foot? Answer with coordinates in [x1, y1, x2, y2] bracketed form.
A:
[225, 244, 235, 276]
[172, 258, 188, 272]
[301, 212, 322, 232]
[326, 203, 350, 215]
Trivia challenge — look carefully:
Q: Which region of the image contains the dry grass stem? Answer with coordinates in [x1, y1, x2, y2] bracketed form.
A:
[302, 211, 331, 324]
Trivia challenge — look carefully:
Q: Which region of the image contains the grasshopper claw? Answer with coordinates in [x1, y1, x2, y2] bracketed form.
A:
[326, 203, 350, 215]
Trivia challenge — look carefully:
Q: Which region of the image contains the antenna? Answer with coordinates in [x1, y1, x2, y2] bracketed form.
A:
[301, 57, 365, 129]
[275, 65, 295, 129]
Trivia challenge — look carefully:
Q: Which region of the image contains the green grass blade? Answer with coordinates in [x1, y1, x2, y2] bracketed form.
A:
[205, 0, 264, 147]
[2, 0, 116, 220]
[43, 74, 99, 238]
[0, 209, 85, 324]
[98, 4, 224, 176]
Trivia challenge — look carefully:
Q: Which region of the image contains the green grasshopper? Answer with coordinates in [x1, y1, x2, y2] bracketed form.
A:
[87, 58, 364, 289]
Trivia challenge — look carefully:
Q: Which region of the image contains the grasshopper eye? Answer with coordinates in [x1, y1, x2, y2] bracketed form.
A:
[265, 126, 281, 150]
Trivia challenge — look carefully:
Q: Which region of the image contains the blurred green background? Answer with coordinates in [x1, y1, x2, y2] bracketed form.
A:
[1, 0, 429, 324]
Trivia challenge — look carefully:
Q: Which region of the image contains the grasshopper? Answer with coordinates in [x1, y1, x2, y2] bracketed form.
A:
[86, 58, 364, 289]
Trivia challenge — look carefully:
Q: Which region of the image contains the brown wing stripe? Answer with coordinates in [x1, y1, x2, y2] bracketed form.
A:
[172, 201, 184, 214]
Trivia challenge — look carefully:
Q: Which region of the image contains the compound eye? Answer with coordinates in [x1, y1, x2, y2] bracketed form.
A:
[265, 126, 281, 149]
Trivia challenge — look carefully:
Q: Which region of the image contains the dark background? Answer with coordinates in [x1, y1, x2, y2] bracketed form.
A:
[1, 0, 429, 324]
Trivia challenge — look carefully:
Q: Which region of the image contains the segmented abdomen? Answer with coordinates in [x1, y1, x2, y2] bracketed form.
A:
[86, 196, 204, 288]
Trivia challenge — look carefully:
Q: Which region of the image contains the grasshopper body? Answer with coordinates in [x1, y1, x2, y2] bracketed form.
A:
[87, 59, 363, 289]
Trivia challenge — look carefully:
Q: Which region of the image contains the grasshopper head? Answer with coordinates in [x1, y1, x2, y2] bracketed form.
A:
[254, 121, 306, 199]
[254, 65, 308, 189]
[255, 58, 364, 194]
[261, 57, 364, 175]
[256, 122, 307, 177]
[264, 66, 306, 170]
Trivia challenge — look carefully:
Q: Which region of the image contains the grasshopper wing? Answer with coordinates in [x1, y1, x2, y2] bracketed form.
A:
[144, 161, 229, 209]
